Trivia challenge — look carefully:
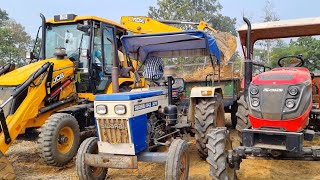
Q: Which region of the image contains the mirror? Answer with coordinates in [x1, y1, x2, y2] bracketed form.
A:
[26, 51, 35, 60]
[81, 49, 89, 57]
[77, 23, 90, 34]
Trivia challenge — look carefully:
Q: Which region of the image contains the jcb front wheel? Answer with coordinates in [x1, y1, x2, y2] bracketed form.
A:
[0, 152, 15, 180]
[76, 137, 107, 180]
[38, 113, 80, 166]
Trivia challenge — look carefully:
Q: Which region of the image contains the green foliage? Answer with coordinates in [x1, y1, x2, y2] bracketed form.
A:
[0, 8, 9, 27]
[148, 0, 237, 35]
[0, 9, 32, 66]
[269, 36, 320, 72]
[254, 0, 281, 65]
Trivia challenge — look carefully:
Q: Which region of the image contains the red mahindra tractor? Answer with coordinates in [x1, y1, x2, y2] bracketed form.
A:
[206, 17, 320, 179]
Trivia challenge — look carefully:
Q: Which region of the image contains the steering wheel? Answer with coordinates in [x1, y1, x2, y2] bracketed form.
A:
[164, 77, 175, 87]
[278, 55, 305, 67]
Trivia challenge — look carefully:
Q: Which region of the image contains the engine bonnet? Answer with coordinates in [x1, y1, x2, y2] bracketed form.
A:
[0, 58, 74, 86]
[252, 67, 311, 86]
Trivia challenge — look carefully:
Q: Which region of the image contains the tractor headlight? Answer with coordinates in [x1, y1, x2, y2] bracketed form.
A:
[115, 105, 126, 115]
[288, 87, 299, 96]
[286, 99, 295, 108]
[250, 87, 259, 95]
[251, 98, 260, 107]
[96, 105, 107, 115]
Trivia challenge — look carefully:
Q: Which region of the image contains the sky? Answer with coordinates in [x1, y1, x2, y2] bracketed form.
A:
[1, 0, 320, 38]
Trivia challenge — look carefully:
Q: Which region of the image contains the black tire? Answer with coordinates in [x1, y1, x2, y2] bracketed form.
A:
[206, 127, 236, 180]
[230, 103, 238, 129]
[76, 137, 107, 180]
[165, 139, 189, 180]
[235, 95, 251, 132]
[195, 93, 225, 159]
[38, 113, 80, 166]
[0, 152, 15, 180]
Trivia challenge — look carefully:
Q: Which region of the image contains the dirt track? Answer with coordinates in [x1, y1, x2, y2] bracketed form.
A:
[6, 123, 320, 180]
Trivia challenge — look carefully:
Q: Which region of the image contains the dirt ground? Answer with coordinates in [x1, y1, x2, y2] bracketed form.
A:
[5, 116, 320, 180]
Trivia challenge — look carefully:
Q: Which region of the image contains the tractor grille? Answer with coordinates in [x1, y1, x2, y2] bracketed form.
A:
[97, 119, 130, 144]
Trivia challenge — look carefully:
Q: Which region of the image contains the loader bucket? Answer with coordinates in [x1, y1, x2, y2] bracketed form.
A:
[212, 31, 237, 63]
[0, 152, 15, 180]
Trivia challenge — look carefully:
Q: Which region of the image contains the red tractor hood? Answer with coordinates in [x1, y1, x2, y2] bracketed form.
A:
[252, 67, 311, 85]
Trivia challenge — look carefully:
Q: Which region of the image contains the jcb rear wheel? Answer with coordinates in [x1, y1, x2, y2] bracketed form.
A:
[38, 113, 80, 166]
[165, 139, 189, 180]
[76, 137, 107, 180]
[206, 127, 236, 180]
[194, 93, 225, 159]
[0, 152, 15, 180]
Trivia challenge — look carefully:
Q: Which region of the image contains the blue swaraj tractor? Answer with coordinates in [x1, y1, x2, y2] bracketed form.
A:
[75, 31, 226, 179]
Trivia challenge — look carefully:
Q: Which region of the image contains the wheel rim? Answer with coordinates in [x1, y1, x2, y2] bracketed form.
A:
[179, 151, 187, 180]
[57, 127, 74, 154]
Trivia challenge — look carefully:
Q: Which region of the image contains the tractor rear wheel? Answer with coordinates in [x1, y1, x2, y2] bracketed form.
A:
[195, 93, 225, 159]
[206, 127, 236, 180]
[38, 113, 80, 166]
[235, 95, 251, 136]
[165, 139, 189, 180]
[0, 152, 15, 180]
[76, 137, 107, 180]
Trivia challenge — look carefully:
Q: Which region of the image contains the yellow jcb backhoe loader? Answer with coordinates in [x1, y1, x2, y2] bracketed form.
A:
[0, 14, 145, 179]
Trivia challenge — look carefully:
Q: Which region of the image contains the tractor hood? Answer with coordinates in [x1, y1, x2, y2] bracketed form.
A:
[252, 67, 311, 85]
[248, 67, 312, 131]
[0, 58, 74, 86]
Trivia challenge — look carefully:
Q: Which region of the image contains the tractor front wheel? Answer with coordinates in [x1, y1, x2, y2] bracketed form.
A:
[76, 137, 107, 180]
[194, 93, 225, 159]
[38, 113, 80, 166]
[165, 139, 189, 180]
[206, 127, 236, 180]
[235, 95, 251, 142]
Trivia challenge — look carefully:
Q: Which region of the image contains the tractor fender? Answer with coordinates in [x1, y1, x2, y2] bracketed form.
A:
[188, 86, 223, 125]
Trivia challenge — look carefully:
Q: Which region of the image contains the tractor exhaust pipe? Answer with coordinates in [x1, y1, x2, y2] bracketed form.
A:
[40, 13, 46, 60]
[243, 17, 252, 98]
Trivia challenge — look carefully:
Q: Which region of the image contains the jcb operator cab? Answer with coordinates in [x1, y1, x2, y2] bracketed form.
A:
[29, 14, 139, 100]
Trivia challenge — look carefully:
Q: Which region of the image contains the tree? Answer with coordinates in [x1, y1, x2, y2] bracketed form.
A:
[269, 37, 320, 72]
[0, 9, 32, 66]
[148, 0, 237, 35]
[0, 8, 9, 27]
[255, 0, 280, 65]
